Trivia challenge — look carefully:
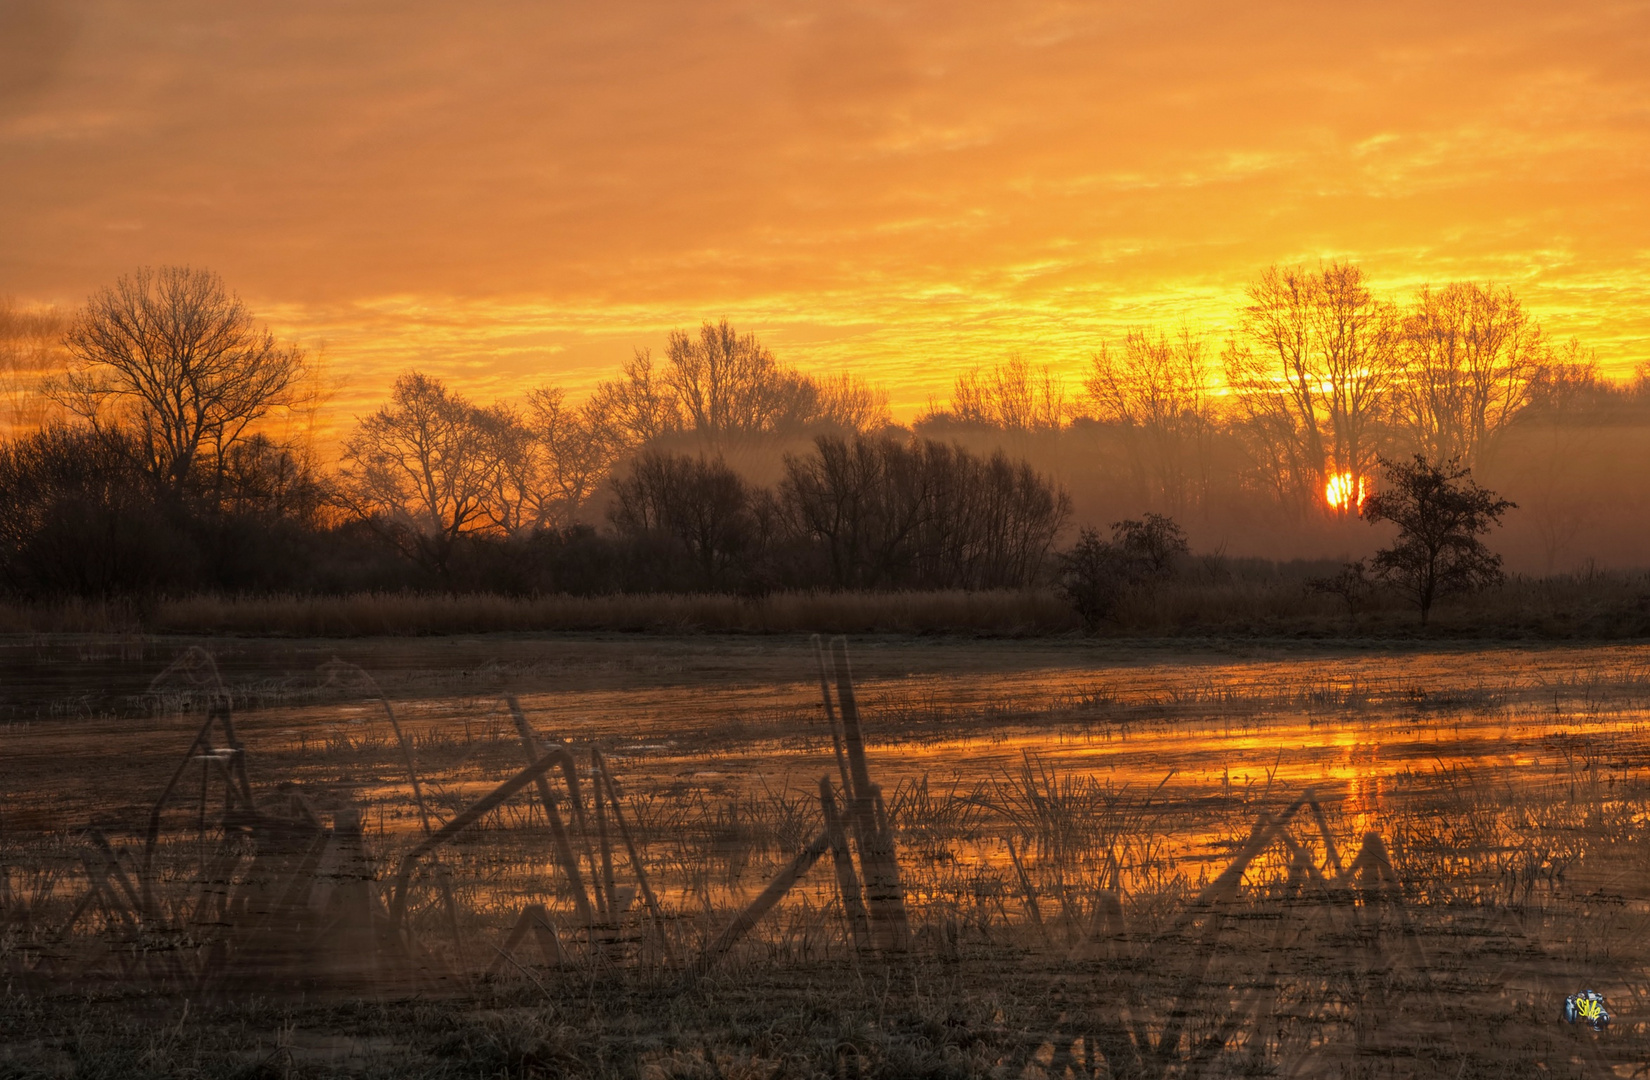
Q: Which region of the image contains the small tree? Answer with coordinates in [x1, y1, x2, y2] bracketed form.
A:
[1111, 513, 1190, 578]
[1361, 455, 1514, 624]
[1056, 513, 1187, 632]
[1056, 529, 1125, 631]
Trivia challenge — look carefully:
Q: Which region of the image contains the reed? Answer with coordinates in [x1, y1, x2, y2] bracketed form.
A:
[0, 588, 1078, 637]
[4, 566, 1649, 638]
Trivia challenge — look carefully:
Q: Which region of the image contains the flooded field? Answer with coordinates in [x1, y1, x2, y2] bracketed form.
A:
[3, 633, 1649, 1077]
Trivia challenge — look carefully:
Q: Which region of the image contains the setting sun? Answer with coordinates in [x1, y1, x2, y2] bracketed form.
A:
[1325, 471, 1365, 513]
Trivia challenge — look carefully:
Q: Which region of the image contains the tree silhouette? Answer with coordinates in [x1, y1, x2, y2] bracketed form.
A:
[1055, 513, 1187, 632]
[664, 320, 816, 441]
[587, 323, 886, 451]
[524, 385, 617, 529]
[1395, 282, 1543, 474]
[336, 372, 503, 577]
[54, 267, 305, 496]
[780, 434, 1068, 591]
[609, 450, 758, 589]
[1225, 262, 1399, 513]
[1084, 328, 1216, 517]
[944, 356, 1066, 432]
[1362, 455, 1514, 624]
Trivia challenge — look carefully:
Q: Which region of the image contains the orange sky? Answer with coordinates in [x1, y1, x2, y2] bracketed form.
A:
[2, 0, 1647, 427]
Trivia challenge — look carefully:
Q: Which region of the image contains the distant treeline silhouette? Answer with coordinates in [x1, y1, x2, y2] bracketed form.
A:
[0, 262, 1645, 600]
[0, 423, 1067, 597]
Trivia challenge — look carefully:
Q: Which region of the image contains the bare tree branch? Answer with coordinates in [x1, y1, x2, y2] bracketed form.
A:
[50, 267, 304, 496]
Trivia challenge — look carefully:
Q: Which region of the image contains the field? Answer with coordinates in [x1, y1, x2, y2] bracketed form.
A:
[3, 633, 1649, 1078]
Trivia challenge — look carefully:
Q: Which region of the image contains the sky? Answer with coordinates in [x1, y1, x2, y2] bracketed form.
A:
[2, 0, 1648, 427]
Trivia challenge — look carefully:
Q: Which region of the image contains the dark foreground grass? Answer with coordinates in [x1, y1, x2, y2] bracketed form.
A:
[4, 966, 1006, 1080]
[0, 943, 1628, 1079]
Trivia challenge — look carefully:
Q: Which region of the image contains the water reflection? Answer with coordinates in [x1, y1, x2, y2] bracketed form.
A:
[4, 640, 1649, 1075]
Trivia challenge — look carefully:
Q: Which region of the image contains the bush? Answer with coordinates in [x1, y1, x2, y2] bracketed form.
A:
[1055, 513, 1188, 632]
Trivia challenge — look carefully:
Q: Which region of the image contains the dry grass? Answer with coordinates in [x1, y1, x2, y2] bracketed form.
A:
[0, 588, 1080, 638]
[1, 567, 1647, 640]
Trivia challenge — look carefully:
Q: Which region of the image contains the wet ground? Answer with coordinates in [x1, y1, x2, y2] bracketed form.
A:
[4, 633, 1649, 1077]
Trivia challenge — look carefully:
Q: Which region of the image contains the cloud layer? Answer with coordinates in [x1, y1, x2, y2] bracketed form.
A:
[3, 0, 1646, 421]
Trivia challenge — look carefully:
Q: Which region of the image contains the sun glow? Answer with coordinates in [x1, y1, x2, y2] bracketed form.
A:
[1325, 471, 1365, 512]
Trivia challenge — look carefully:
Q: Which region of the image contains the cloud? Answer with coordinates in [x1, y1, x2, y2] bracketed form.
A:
[0, 0, 81, 110]
[0, 0, 1645, 423]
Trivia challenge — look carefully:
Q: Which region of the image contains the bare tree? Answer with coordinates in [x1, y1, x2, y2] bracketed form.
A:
[0, 298, 65, 437]
[1224, 262, 1398, 513]
[1084, 328, 1217, 515]
[215, 433, 329, 525]
[53, 267, 305, 496]
[781, 434, 932, 588]
[587, 326, 890, 455]
[781, 434, 1068, 590]
[1524, 340, 1614, 413]
[665, 320, 818, 441]
[813, 372, 892, 432]
[524, 385, 618, 528]
[947, 356, 1066, 431]
[905, 440, 1070, 588]
[586, 348, 683, 451]
[610, 450, 758, 588]
[0, 424, 180, 597]
[474, 403, 541, 539]
[337, 372, 501, 576]
[1396, 282, 1543, 472]
[341, 374, 623, 564]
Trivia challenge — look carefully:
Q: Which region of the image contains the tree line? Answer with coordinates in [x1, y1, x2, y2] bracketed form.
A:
[0, 268, 1067, 596]
[0, 262, 1635, 600]
[936, 264, 1618, 520]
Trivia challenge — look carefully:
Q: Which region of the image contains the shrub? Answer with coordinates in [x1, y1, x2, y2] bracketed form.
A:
[1056, 513, 1188, 632]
